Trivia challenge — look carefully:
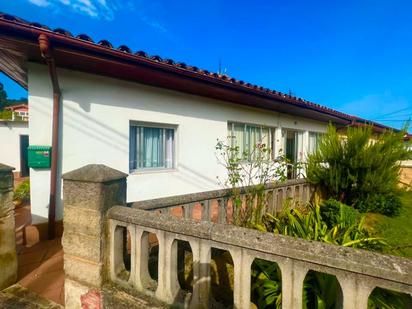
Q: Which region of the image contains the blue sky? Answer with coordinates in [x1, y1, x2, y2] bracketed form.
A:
[1, 0, 412, 129]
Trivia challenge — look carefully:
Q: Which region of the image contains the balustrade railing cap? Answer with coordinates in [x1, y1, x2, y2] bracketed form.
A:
[62, 164, 127, 183]
[0, 163, 15, 172]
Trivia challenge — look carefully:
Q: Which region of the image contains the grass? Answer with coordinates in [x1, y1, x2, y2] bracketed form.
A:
[365, 190, 412, 258]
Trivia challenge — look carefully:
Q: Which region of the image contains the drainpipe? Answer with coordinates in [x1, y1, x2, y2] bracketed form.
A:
[38, 34, 61, 240]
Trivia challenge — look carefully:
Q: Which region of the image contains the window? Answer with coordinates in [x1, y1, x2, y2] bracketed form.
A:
[227, 122, 274, 159]
[129, 124, 175, 171]
[309, 132, 322, 154]
[282, 129, 304, 163]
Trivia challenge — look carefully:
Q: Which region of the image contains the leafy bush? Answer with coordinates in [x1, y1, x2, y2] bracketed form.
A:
[258, 203, 385, 250]
[320, 198, 359, 228]
[357, 192, 402, 216]
[250, 202, 412, 309]
[215, 138, 292, 227]
[14, 179, 30, 203]
[307, 124, 411, 216]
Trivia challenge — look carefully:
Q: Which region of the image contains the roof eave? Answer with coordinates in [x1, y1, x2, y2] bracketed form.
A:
[0, 16, 361, 126]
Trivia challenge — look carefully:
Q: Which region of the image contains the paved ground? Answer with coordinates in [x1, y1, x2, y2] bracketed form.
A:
[16, 238, 64, 306]
[14, 205, 64, 306]
[0, 284, 63, 308]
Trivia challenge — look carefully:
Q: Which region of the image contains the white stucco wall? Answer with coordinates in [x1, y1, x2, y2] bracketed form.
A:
[28, 63, 327, 221]
[0, 121, 28, 172]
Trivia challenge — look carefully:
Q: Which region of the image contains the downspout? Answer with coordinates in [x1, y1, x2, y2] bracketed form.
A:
[38, 34, 61, 240]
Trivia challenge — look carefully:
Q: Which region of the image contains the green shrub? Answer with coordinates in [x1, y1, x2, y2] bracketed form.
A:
[251, 202, 393, 308]
[0, 109, 12, 120]
[307, 124, 411, 216]
[320, 198, 359, 228]
[259, 203, 386, 250]
[356, 192, 402, 216]
[14, 179, 30, 202]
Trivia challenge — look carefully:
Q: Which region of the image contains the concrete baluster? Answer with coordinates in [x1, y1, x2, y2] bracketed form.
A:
[190, 239, 211, 309]
[132, 227, 151, 291]
[232, 249, 253, 309]
[338, 275, 374, 309]
[280, 260, 307, 309]
[201, 200, 211, 222]
[109, 221, 135, 284]
[183, 203, 191, 219]
[155, 232, 179, 304]
[217, 198, 227, 224]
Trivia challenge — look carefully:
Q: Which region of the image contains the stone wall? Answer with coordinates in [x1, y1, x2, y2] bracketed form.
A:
[0, 164, 17, 290]
[400, 161, 412, 188]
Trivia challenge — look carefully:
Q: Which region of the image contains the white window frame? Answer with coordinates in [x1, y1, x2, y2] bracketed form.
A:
[129, 121, 177, 173]
[308, 131, 323, 154]
[227, 121, 276, 160]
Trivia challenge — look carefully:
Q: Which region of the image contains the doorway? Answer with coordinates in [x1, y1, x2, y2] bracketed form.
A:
[283, 130, 303, 179]
[20, 135, 29, 177]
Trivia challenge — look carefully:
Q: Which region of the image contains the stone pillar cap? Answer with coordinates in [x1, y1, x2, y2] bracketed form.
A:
[62, 164, 127, 183]
[0, 164, 15, 172]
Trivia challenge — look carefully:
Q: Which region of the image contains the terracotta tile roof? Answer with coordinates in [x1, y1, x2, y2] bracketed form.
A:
[4, 103, 28, 111]
[0, 12, 396, 131]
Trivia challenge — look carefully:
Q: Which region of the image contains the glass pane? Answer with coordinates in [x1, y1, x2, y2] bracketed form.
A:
[131, 126, 176, 169]
[143, 127, 162, 168]
[309, 132, 316, 154]
[233, 124, 245, 156]
[129, 126, 137, 171]
[165, 129, 174, 168]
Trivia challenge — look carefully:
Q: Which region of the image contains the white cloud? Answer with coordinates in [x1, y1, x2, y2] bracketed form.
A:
[29, 0, 51, 7]
[27, 0, 170, 36]
[28, 0, 116, 20]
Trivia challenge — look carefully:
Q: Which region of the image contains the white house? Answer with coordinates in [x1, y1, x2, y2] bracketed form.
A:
[0, 13, 392, 225]
[0, 119, 29, 177]
[4, 103, 29, 121]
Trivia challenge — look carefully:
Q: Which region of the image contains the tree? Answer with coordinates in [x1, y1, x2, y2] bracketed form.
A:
[0, 82, 8, 110]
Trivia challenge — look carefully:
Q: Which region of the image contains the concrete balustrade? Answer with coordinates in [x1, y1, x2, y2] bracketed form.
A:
[133, 179, 313, 223]
[107, 206, 412, 309]
[61, 164, 411, 308]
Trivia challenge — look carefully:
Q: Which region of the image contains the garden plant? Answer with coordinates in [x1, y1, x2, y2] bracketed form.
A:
[215, 129, 411, 308]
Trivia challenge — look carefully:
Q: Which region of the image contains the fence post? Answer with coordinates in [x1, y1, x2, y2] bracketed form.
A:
[0, 164, 17, 290]
[62, 164, 127, 309]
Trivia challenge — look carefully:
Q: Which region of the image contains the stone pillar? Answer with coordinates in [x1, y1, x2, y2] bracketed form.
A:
[62, 164, 127, 309]
[0, 164, 17, 290]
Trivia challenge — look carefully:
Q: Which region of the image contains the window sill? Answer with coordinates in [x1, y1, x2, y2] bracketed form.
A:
[129, 168, 178, 175]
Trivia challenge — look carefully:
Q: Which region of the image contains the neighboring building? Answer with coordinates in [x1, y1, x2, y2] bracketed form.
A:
[0, 119, 29, 177]
[4, 103, 29, 121]
[400, 134, 412, 187]
[0, 13, 395, 223]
